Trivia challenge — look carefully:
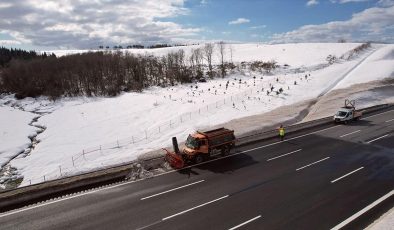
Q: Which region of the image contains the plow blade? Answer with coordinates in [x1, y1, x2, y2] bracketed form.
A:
[163, 149, 185, 169]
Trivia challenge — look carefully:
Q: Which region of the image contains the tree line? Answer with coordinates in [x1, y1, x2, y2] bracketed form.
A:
[0, 42, 234, 99]
[0, 47, 55, 67]
[0, 42, 280, 100]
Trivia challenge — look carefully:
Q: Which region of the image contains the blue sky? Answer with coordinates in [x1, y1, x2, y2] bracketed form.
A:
[0, 0, 393, 50]
[176, 0, 388, 42]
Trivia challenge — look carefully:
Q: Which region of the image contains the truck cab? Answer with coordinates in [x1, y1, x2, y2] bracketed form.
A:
[184, 133, 209, 155]
[334, 108, 354, 122]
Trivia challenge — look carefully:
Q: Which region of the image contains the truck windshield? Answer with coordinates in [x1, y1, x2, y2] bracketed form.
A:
[185, 135, 199, 149]
[337, 111, 347, 117]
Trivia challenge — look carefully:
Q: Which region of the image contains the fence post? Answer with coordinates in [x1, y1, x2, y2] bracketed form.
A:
[59, 165, 62, 177]
[199, 108, 200, 114]
[83, 150, 86, 160]
[207, 105, 208, 111]
[117, 140, 120, 148]
[100, 145, 102, 152]
[170, 120, 172, 128]
[29, 180, 31, 185]
[43, 175, 46, 182]
[72, 156, 75, 167]
[216, 102, 218, 108]
[145, 130, 148, 139]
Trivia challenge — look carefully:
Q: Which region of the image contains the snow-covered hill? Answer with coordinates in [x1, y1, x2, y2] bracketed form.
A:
[49, 43, 361, 68]
[1, 43, 393, 187]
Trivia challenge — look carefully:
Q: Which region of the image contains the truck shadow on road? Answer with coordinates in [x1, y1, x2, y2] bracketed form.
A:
[345, 119, 374, 127]
[181, 153, 259, 175]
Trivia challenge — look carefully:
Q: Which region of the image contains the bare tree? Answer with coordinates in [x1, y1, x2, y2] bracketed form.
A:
[190, 48, 203, 78]
[203, 43, 214, 78]
[228, 44, 233, 64]
[217, 41, 226, 77]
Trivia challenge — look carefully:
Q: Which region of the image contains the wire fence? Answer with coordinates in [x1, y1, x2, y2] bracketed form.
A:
[20, 75, 306, 186]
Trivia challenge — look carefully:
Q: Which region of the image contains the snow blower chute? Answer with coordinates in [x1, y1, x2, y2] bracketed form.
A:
[164, 137, 185, 169]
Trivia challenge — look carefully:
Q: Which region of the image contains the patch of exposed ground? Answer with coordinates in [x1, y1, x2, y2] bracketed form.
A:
[303, 78, 394, 122]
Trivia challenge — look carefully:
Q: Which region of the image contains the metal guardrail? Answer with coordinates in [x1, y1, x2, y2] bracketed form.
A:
[0, 103, 392, 212]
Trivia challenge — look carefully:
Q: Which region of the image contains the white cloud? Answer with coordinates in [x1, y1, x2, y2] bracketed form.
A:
[229, 18, 250, 25]
[378, 0, 394, 6]
[0, 0, 201, 49]
[200, 0, 208, 6]
[250, 25, 267, 29]
[306, 0, 319, 6]
[0, 39, 22, 45]
[331, 0, 370, 3]
[272, 5, 394, 43]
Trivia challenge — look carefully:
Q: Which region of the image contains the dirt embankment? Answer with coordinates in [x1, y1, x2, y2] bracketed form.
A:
[303, 78, 394, 122]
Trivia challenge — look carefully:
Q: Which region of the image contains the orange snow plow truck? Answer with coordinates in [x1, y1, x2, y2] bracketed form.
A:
[164, 128, 236, 169]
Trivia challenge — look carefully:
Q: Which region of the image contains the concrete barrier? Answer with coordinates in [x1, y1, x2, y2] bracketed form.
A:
[0, 103, 391, 212]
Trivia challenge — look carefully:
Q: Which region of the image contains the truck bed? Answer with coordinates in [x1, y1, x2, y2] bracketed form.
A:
[197, 128, 234, 138]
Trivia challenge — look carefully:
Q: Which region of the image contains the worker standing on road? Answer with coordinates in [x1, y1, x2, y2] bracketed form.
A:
[279, 125, 285, 141]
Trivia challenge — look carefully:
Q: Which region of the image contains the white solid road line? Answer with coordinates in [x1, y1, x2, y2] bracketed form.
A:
[228, 215, 262, 230]
[2, 109, 392, 218]
[340, 130, 361, 138]
[141, 180, 204, 200]
[331, 167, 364, 183]
[366, 134, 389, 144]
[385, 118, 394, 122]
[162, 195, 229, 221]
[296, 157, 330, 171]
[331, 190, 394, 230]
[267, 149, 302, 161]
[363, 109, 394, 119]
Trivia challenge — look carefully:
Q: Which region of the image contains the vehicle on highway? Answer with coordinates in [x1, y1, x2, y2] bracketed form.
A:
[334, 99, 362, 123]
[164, 128, 236, 168]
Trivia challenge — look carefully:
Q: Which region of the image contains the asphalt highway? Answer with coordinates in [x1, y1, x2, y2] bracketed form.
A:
[0, 108, 393, 230]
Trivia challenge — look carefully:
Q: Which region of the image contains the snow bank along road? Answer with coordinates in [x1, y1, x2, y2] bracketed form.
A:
[0, 108, 393, 230]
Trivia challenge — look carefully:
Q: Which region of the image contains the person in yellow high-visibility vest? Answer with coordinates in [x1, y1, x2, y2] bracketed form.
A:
[279, 125, 285, 141]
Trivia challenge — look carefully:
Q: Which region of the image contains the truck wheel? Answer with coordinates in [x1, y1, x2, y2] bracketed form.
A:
[194, 154, 204, 164]
[221, 146, 230, 156]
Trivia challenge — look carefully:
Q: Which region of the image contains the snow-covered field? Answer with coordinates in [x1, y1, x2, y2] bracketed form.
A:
[0, 107, 38, 169]
[1, 43, 393, 187]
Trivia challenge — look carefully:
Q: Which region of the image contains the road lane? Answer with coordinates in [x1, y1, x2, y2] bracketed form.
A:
[0, 107, 393, 230]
